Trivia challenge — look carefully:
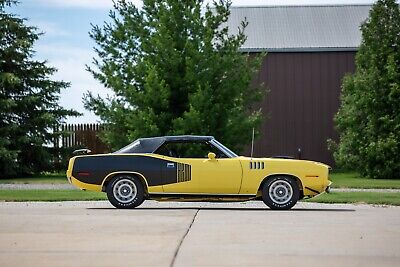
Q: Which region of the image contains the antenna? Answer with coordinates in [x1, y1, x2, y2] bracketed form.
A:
[250, 127, 255, 159]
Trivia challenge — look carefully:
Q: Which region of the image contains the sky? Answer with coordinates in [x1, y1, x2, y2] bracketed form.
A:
[9, 0, 375, 123]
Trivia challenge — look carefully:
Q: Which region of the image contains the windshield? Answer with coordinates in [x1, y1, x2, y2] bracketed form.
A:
[210, 139, 238, 158]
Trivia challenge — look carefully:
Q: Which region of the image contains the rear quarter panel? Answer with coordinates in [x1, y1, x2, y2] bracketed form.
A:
[67, 154, 170, 192]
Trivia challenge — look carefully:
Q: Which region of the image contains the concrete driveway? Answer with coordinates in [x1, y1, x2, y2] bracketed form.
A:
[0, 201, 399, 267]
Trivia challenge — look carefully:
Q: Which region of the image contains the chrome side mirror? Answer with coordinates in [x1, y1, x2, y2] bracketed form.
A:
[208, 152, 216, 160]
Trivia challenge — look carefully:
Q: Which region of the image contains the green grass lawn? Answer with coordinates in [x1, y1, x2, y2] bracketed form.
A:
[1, 171, 400, 189]
[0, 189, 399, 206]
[305, 192, 400, 206]
[0, 173, 68, 184]
[0, 189, 106, 202]
[329, 172, 400, 189]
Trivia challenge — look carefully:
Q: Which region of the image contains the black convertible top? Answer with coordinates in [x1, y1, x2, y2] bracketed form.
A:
[115, 135, 214, 154]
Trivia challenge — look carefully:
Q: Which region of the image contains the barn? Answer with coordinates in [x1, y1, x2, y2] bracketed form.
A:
[228, 4, 372, 165]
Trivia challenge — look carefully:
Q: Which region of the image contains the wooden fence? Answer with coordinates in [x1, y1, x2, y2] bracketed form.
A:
[59, 123, 110, 154]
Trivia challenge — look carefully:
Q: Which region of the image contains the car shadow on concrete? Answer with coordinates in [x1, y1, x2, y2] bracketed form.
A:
[87, 207, 355, 212]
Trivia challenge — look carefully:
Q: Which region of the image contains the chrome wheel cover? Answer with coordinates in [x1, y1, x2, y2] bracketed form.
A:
[113, 178, 137, 204]
[268, 179, 293, 205]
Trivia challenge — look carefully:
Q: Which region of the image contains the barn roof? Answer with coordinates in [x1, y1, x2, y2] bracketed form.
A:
[227, 4, 372, 52]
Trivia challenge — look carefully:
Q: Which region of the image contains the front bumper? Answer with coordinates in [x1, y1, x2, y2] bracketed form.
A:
[325, 181, 333, 193]
[305, 180, 332, 196]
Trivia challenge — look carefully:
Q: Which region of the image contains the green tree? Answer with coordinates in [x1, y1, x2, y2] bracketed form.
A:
[0, 0, 79, 177]
[333, 0, 400, 179]
[85, 0, 264, 152]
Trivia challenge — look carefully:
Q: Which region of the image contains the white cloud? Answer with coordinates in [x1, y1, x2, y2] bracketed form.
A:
[36, 0, 113, 9]
[35, 0, 144, 9]
[29, 20, 70, 37]
[35, 43, 112, 123]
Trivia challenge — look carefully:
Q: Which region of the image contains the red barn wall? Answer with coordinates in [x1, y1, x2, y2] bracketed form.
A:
[246, 51, 356, 166]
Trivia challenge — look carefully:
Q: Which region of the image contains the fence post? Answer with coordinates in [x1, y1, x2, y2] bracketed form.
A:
[59, 123, 109, 154]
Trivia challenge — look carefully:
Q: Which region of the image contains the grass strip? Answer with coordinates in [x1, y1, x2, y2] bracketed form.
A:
[0, 174, 68, 184]
[2, 172, 400, 189]
[305, 192, 400, 206]
[0, 190, 399, 206]
[0, 189, 107, 202]
[329, 172, 400, 189]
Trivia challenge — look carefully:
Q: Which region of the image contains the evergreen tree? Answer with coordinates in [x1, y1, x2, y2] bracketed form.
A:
[85, 0, 263, 152]
[333, 0, 400, 179]
[0, 0, 79, 177]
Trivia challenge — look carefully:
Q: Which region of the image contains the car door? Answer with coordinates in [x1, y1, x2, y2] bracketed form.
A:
[157, 141, 243, 194]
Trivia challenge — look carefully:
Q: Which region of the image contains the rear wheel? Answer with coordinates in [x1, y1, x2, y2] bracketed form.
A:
[106, 175, 145, 209]
[262, 176, 299, 210]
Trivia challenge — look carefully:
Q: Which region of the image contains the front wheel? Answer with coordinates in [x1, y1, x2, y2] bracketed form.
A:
[262, 176, 300, 210]
[106, 175, 145, 209]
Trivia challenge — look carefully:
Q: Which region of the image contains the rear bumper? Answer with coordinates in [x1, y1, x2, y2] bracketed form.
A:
[70, 176, 102, 192]
[66, 157, 75, 183]
[66, 156, 102, 192]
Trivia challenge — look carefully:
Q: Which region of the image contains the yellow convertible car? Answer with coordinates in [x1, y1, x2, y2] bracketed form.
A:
[67, 135, 331, 210]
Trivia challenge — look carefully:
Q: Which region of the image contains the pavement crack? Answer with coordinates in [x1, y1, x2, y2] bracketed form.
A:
[170, 209, 199, 267]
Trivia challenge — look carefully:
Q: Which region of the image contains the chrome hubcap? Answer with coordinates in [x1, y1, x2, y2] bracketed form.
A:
[269, 180, 293, 205]
[113, 178, 137, 203]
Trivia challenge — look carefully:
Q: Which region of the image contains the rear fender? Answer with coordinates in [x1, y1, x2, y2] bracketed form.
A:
[101, 171, 149, 194]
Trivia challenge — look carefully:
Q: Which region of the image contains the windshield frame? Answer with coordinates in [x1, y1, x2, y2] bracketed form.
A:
[210, 139, 238, 158]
